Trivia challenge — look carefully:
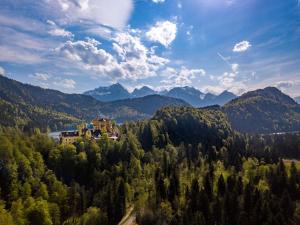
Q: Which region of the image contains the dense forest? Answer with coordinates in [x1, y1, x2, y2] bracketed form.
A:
[1, 107, 300, 225]
[224, 87, 300, 134]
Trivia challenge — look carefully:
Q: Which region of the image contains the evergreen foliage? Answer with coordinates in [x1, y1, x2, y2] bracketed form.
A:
[0, 107, 300, 224]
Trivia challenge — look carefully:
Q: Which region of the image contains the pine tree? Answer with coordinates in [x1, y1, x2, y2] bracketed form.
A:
[217, 174, 226, 197]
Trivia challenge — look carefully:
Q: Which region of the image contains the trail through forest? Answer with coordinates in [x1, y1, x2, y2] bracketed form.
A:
[118, 206, 136, 225]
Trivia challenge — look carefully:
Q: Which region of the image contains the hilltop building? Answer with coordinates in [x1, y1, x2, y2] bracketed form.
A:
[60, 131, 80, 145]
[59, 118, 119, 145]
[91, 118, 113, 133]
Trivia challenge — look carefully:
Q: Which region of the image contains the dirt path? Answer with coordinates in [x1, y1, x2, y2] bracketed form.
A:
[118, 206, 136, 225]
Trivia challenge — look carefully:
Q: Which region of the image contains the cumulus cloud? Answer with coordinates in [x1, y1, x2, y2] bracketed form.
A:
[146, 21, 177, 47]
[56, 38, 125, 78]
[58, 38, 114, 65]
[233, 40, 251, 52]
[49, 28, 73, 38]
[47, 20, 73, 38]
[56, 31, 170, 80]
[113, 32, 148, 61]
[53, 78, 76, 89]
[113, 31, 169, 79]
[217, 71, 246, 94]
[30, 73, 51, 81]
[161, 66, 206, 87]
[275, 80, 300, 90]
[208, 60, 246, 94]
[28, 72, 77, 89]
[0, 66, 5, 76]
[217, 72, 237, 87]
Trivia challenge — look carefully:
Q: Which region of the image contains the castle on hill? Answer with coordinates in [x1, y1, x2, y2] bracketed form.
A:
[59, 118, 119, 145]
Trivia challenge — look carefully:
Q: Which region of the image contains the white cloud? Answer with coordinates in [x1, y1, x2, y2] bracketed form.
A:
[48, 0, 134, 29]
[0, 13, 46, 33]
[47, 20, 73, 38]
[152, 0, 165, 3]
[0, 46, 45, 64]
[30, 73, 51, 81]
[56, 31, 170, 80]
[46, 20, 56, 26]
[217, 72, 237, 87]
[57, 38, 115, 65]
[233, 40, 251, 52]
[161, 66, 206, 87]
[29, 73, 76, 89]
[202, 85, 225, 95]
[56, 38, 125, 79]
[87, 26, 113, 40]
[113, 31, 169, 79]
[217, 71, 246, 94]
[0, 26, 57, 64]
[49, 28, 73, 38]
[0, 66, 5, 76]
[1, 27, 55, 51]
[146, 21, 177, 47]
[208, 62, 246, 94]
[113, 32, 148, 60]
[53, 78, 76, 89]
[275, 80, 300, 90]
[231, 63, 239, 73]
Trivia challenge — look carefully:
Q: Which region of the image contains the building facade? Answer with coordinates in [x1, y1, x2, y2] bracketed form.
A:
[60, 131, 80, 145]
[59, 118, 118, 145]
[91, 118, 113, 133]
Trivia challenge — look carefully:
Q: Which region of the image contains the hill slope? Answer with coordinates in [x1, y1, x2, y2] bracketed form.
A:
[103, 95, 190, 122]
[0, 76, 104, 131]
[0, 76, 189, 130]
[223, 87, 300, 133]
[153, 106, 232, 146]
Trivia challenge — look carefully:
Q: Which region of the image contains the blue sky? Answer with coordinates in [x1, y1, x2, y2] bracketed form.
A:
[0, 0, 300, 96]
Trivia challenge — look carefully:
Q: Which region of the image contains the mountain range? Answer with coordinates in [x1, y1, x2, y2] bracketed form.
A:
[295, 96, 300, 104]
[1, 75, 300, 134]
[83, 84, 237, 107]
[0, 76, 189, 131]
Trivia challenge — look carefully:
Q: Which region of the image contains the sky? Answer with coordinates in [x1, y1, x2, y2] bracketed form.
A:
[0, 0, 300, 96]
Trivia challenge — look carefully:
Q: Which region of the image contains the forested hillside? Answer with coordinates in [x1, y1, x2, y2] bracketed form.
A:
[223, 87, 300, 133]
[0, 76, 102, 131]
[0, 76, 188, 131]
[1, 107, 300, 225]
[102, 95, 189, 123]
